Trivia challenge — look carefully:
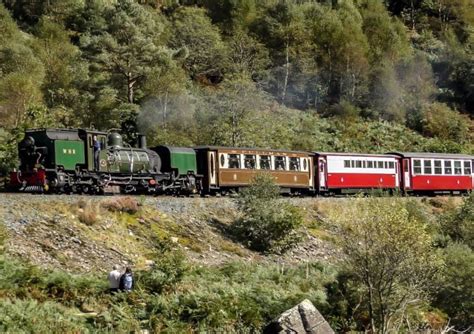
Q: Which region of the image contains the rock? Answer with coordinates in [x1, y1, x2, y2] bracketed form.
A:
[171, 237, 179, 243]
[263, 299, 334, 334]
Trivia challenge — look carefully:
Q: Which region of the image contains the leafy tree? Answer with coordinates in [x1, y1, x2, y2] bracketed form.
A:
[0, 4, 45, 129]
[195, 79, 270, 147]
[421, 102, 470, 142]
[251, 2, 315, 107]
[169, 7, 228, 83]
[306, 1, 369, 106]
[334, 198, 442, 333]
[31, 18, 88, 127]
[80, 0, 169, 104]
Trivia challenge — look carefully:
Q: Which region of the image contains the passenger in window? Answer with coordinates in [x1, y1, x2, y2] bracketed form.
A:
[244, 155, 256, 169]
[259, 156, 270, 170]
[289, 157, 300, 171]
[275, 157, 286, 170]
[228, 154, 240, 169]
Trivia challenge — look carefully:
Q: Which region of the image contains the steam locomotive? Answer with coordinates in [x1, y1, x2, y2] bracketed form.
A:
[8, 128, 200, 194]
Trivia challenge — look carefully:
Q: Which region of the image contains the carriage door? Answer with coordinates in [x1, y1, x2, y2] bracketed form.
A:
[318, 158, 327, 189]
[403, 158, 411, 189]
[208, 151, 217, 186]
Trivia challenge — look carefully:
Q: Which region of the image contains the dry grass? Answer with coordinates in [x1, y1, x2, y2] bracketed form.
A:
[101, 196, 139, 214]
[76, 200, 100, 226]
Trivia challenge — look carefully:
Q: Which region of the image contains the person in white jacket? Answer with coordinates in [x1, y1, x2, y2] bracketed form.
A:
[108, 265, 121, 293]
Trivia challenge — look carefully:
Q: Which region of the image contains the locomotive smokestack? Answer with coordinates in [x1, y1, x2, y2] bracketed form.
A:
[138, 134, 147, 149]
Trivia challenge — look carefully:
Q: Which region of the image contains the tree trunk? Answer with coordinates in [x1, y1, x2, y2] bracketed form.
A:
[281, 40, 290, 105]
[162, 90, 169, 129]
[127, 73, 135, 104]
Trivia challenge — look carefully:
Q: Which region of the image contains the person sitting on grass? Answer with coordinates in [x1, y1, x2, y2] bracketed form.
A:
[108, 265, 121, 293]
[119, 267, 134, 292]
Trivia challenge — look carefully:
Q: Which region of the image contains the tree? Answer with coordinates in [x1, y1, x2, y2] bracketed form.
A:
[195, 79, 270, 147]
[0, 4, 46, 128]
[80, 0, 169, 104]
[251, 2, 315, 107]
[31, 18, 88, 127]
[306, 1, 369, 106]
[421, 102, 470, 142]
[169, 7, 228, 83]
[334, 198, 441, 333]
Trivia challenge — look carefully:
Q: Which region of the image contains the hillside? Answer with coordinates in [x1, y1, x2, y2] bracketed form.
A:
[0, 193, 473, 332]
[0, 0, 473, 173]
[1, 194, 339, 272]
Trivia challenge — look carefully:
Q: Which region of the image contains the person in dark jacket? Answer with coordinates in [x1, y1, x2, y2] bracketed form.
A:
[119, 267, 133, 292]
[93, 135, 101, 171]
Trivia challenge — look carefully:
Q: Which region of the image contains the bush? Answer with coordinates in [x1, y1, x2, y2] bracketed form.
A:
[433, 243, 474, 330]
[440, 192, 474, 248]
[137, 239, 188, 294]
[231, 174, 303, 253]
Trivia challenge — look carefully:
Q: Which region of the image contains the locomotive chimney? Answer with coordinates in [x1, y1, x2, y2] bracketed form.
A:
[138, 134, 147, 149]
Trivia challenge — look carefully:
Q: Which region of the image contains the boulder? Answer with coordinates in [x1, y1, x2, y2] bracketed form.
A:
[263, 299, 334, 334]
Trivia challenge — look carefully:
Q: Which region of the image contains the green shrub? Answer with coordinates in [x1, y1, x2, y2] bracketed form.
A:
[232, 174, 303, 253]
[433, 243, 474, 330]
[440, 192, 474, 248]
[137, 239, 188, 294]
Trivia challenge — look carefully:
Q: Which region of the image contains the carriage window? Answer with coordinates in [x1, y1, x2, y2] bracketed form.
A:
[434, 160, 442, 175]
[274, 156, 286, 170]
[259, 155, 271, 170]
[464, 161, 472, 175]
[244, 155, 256, 169]
[424, 160, 432, 174]
[303, 158, 308, 170]
[388, 161, 395, 169]
[444, 160, 452, 174]
[289, 157, 300, 171]
[413, 160, 422, 174]
[356, 160, 362, 168]
[377, 161, 384, 169]
[220, 154, 225, 167]
[344, 160, 350, 168]
[367, 161, 374, 168]
[228, 154, 240, 169]
[454, 161, 462, 175]
[362, 161, 366, 168]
